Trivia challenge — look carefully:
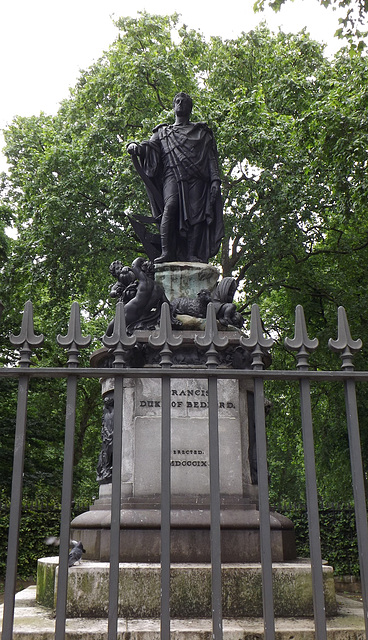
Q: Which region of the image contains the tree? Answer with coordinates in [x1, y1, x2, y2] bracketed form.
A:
[254, 0, 368, 48]
[1, 12, 368, 503]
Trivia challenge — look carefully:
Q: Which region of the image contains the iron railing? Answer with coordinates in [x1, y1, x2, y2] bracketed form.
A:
[1, 300, 368, 640]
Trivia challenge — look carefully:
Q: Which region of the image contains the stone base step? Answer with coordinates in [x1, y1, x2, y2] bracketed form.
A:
[36, 559, 337, 618]
[1, 587, 365, 640]
[70, 508, 296, 563]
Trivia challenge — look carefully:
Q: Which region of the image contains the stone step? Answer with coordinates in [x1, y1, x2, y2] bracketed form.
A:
[1, 587, 365, 640]
[37, 559, 336, 618]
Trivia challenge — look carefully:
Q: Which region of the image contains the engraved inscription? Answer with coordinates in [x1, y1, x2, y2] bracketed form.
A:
[137, 383, 237, 414]
[139, 399, 235, 409]
[133, 378, 244, 494]
[170, 448, 208, 468]
[172, 449, 204, 455]
[171, 460, 208, 467]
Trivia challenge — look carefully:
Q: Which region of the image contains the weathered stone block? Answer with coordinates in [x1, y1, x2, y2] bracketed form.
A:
[36, 559, 337, 618]
[154, 262, 220, 300]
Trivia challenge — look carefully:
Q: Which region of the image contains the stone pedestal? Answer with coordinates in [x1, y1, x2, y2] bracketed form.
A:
[71, 262, 296, 562]
[112, 375, 254, 498]
[71, 350, 295, 562]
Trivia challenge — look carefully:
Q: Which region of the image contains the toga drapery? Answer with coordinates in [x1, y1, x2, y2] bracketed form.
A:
[134, 121, 224, 263]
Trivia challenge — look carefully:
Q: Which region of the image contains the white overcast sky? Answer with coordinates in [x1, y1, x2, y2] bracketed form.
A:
[0, 0, 351, 172]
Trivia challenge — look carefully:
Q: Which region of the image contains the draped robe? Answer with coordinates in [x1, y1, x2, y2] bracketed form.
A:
[135, 121, 224, 263]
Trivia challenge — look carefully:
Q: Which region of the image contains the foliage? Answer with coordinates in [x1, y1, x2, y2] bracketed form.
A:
[3, 15, 368, 318]
[254, 0, 368, 49]
[1, 13, 368, 505]
[0, 498, 89, 580]
[0, 376, 101, 502]
[280, 503, 360, 575]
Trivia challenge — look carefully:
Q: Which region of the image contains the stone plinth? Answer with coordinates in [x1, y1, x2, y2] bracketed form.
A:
[73, 329, 296, 563]
[112, 375, 255, 497]
[71, 505, 295, 563]
[154, 261, 219, 300]
[37, 559, 337, 618]
[71, 365, 297, 562]
[72, 263, 295, 564]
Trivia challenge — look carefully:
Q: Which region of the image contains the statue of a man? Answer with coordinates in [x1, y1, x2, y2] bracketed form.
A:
[127, 92, 224, 264]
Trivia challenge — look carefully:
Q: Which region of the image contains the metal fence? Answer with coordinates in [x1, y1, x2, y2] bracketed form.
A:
[1, 299, 368, 640]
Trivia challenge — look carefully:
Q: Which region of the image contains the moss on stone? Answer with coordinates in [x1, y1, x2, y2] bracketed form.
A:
[36, 560, 337, 619]
[36, 558, 57, 609]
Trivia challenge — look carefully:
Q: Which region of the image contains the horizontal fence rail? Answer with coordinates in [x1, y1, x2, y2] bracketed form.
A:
[3, 367, 368, 380]
[3, 365, 368, 380]
[0, 301, 368, 640]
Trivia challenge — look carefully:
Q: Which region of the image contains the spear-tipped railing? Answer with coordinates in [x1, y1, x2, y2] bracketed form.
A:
[241, 304, 275, 640]
[2, 301, 44, 640]
[195, 303, 229, 640]
[149, 302, 183, 640]
[328, 306, 368, 638]
[102, 302, 136, 640]
[285, 305, 326, 640]
[54, 302, 91, 640]
[1, 300, 368, 640]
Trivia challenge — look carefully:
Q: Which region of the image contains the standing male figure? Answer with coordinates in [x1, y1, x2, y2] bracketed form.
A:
[127, 92, 224, 264]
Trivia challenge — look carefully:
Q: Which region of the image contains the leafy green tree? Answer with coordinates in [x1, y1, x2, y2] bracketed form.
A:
[1, 12, 368, 504]
[254, 0, 368, 47]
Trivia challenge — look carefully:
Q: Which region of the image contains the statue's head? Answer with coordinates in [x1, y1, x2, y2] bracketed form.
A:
[173, 92, 193, 116]
[109, 260, 123, 277]
[144, 260, 155, 278]
[232, 312, 244, 329]
[197, 289, 212, 304]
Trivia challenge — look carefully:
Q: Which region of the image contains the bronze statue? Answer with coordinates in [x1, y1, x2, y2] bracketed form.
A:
[106, 257, 166, 332]
[108, 260, 137, 301]
[127, 92, 224, 264]
[171, 289, 212, 318]
[212, 277, 244, 328]
[106, 257, 181, 334]
[96, 392, 114, 484]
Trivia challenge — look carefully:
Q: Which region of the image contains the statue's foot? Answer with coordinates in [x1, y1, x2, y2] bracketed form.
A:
[154, 254, 172, 264]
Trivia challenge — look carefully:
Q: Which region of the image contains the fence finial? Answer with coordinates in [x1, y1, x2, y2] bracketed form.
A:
[102, 302, 136, 366]
[285, 305, 318, 370]
[328, 306, 362, 370]
[10, 300, 44, 366]
[240, 304, 273, 369]
[195, 303, 228, 367]
[149, 302, 182, 366]
[57, 302, 92, 366]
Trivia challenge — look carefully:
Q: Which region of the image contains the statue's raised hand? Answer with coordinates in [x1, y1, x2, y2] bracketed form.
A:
[127, 142, 140, 156]
[210, 180, 220, 205]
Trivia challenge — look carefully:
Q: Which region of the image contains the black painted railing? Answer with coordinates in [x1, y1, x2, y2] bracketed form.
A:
[1, 300, 368, 640]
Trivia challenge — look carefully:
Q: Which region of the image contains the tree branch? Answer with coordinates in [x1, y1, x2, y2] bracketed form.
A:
[144, 73, 167, 110]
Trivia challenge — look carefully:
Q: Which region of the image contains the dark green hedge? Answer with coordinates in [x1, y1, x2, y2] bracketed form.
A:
[0, 501, 362, 579]
[279, 503, 360, 576]
[0, 500, 89, 580]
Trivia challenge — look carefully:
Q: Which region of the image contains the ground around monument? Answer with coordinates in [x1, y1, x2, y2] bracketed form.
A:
[0, 582, 365, 639]
[0, 578, 33, 604]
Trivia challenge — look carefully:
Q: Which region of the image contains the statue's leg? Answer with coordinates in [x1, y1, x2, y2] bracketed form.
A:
[185, 180, 208, 263]
[154, 184, 179, 264]
[187, 222, 207, 263]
